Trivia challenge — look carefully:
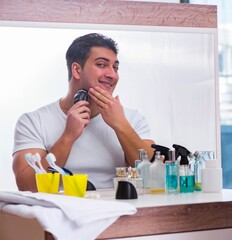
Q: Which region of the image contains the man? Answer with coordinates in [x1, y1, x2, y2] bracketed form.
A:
[13, 33, 154, 192]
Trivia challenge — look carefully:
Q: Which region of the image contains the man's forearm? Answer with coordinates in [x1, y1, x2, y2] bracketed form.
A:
[114, 121, 154, 166]
[48, 133, 76, 168]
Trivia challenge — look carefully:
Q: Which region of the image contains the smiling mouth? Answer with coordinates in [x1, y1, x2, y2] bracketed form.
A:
[98, 80, 113, 88]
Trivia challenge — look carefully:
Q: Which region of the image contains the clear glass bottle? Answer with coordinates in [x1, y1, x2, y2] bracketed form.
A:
[113, 167, 144, 195]
[113, 167, 127, 189]
[188, 153, 195, 173]
[128, 167, 144, 195]
[137, 150, 151, 189]
[165, 150, 179, 194]
[193, 151, 205, 191]
[134, 149, 144, 176]
[150, 151, 165, 194]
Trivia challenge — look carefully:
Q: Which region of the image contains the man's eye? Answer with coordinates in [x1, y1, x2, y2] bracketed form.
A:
[97, 63, 106, 68]
[114, 66, 119, 72]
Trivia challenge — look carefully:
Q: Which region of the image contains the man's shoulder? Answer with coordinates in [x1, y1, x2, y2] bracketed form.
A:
[18, 100, 60, 121]
[35, 100, 59, 114]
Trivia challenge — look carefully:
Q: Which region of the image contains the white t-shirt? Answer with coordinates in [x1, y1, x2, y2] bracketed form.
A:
[13, 100, 152, 188]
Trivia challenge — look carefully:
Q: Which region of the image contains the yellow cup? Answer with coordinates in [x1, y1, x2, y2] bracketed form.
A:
[36, 173, 60, 193]
[62, 174, 88, 198]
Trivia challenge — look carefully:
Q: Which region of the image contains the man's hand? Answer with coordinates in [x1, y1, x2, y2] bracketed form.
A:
[65, 101, 90, 141]
[88, 86, 126, 130]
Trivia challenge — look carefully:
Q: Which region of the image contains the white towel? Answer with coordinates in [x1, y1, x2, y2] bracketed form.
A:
[0, 191, 137, 240]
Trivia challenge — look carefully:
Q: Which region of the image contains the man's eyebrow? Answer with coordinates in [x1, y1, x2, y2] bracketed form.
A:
[95, 57, 119, 64]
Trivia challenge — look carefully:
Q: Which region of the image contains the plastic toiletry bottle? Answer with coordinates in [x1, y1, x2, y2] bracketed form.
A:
[173, 144, 195, 193]
[165, 149, 179, 194]
[193, 151, 205, 191]
[150, 151, 165, 194]
[201, 159, 222, 193]
[137, 150, 151, 189]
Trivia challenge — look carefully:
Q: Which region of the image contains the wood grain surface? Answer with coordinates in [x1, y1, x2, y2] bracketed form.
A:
[1, 1, 219, 239]
[97, 201, 232, 239]
[43, 201, 232, 239]
[0, 0, 217, 28]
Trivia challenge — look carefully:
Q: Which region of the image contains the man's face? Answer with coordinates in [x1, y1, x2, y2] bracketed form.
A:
[80, 47, 119, 95]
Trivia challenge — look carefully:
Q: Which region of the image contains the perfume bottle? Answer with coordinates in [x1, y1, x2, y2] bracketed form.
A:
[165, 150, 179, 194]
[113, 167, 144, 195]
[128, 167, 144, 195]
[113, 167, 127, 189]
[150, 151, 165, 194]
[134, 149, 145, 176]
[137, 150, 151, 189]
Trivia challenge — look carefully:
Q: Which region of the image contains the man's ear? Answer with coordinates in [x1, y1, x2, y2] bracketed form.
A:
[72, 62, 82, 79]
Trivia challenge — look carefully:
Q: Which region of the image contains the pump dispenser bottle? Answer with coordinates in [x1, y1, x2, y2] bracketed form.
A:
[150, 151, 165, 194]
[137, 150, 151, 189]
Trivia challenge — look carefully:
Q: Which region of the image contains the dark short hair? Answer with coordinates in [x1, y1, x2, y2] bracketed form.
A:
[65, 33, 119, 81]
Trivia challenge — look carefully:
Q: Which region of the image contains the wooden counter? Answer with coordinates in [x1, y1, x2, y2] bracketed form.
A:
[98, 189, 232, 239]
[1, 189, 232, 240]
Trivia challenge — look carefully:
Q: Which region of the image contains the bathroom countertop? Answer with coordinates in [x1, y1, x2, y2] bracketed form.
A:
[96, 188, 232, 208]
[96, 189, 232, 239]
[1, 189, 232, 240]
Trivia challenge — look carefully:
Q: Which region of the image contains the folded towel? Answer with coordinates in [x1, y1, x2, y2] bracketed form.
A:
[0, 191, 137, 240]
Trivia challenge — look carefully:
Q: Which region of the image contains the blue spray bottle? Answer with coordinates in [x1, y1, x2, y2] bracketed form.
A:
[173, 144, 195, 193]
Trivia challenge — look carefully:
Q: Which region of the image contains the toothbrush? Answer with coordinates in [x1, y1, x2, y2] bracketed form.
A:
[45, 153, 66, 175]
[24, 153, 41, 173]
[34, 153, 47, 173]
[47, 166, 73, 175]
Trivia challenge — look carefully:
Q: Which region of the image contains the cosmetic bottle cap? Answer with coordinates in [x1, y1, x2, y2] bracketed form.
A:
[141, 150, 149, 161]
[138, 149, 145, 160]
[193, 151, 200, 158]
[168, 150, 176, 161]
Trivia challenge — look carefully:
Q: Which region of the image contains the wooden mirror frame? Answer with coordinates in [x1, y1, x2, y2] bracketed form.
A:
[0, 1, 216, 28]
[0, 0, 220, 157]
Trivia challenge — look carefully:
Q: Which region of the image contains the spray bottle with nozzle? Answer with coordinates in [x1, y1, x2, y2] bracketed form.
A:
[151, 144, 170, 163]
[173, 144, 195, 193]
[151, 144, 179, 194]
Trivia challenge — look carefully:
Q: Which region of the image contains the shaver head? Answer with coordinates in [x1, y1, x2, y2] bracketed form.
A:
[73, 89, 89, 104]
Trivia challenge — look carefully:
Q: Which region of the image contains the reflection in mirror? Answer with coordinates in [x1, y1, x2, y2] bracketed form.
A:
[0, 23, 219, 189]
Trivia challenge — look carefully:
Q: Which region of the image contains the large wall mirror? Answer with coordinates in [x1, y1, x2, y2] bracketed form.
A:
[0, 1, 219, 190]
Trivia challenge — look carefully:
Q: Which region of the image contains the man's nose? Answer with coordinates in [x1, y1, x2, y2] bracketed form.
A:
[105, 66, 117, 78]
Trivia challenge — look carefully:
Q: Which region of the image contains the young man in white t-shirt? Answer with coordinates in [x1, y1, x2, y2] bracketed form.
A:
[13, 33, 154, 191]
